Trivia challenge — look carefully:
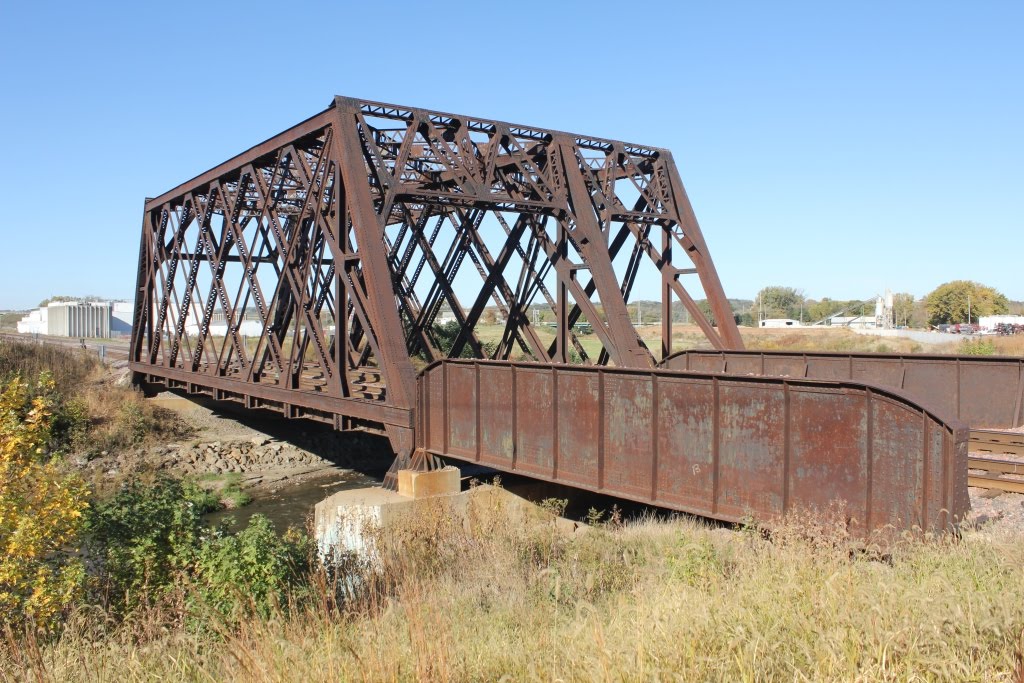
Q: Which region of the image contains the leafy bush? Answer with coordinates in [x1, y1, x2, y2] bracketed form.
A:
[192, 514, 311, 621]
[86, 476, 217, 613]
[0, 374, 89, 631]
[87, 475, 306, 622]
[959, 338, 997, 356]
[50, 396, 90, 452]
[0, 339, 189, 458]
[195, 472, 253, 509]
[430, 320, 498, 359]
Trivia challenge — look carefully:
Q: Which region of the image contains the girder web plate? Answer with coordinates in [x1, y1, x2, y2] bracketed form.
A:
[417, 360, 969, 535]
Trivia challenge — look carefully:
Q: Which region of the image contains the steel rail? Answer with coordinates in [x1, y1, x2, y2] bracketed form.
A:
[970, 429, 1024, 457]
[967, 456, 1024, 494]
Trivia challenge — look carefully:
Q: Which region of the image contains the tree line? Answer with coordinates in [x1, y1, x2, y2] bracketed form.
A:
[441, 280, 1016, 330]
[742, 281, 1012, 328]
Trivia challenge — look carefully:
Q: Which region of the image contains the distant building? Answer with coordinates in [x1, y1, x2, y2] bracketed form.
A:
[112, 302, 133, 334]
[759, 318, 802, 328]
[16, 308, 48, 334]
[16, 300, 135, 338]
[182, 310, 265, 337]
[435, 304, 462, 325]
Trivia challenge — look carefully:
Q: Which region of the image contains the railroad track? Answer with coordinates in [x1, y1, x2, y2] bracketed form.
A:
[970, 429, 1024, 457]
[969, 429, 1024, 494]
[0, 332, 130, 362]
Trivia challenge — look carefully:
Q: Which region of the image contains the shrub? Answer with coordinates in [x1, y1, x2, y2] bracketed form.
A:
[430, 321, 499, 359]
[85, 476, 217, 613]
[959, 338, 997, 356]
[0, 339, 189, 459]
[192, 515, 311, 621]
[0, 374, 89, 632]
[195, 472, 253, 510]
[86, 475, 305, 622]
[50, 397, 90, 453]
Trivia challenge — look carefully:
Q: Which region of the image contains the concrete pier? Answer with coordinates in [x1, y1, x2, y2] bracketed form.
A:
[314, 469, 585, 562]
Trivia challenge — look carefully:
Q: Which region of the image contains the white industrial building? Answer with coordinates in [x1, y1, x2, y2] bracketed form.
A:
[181, 309, 266, 337]
[16, 308, 48, 334]
[16, 301, 134, 338]
[759, 318, 802, 328]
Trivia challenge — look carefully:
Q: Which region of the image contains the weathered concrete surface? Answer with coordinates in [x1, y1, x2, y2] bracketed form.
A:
[397, 466, 461, 498]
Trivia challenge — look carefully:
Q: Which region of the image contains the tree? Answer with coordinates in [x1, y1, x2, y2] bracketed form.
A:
[754, 286, 801, 320]
[37, 295, 104, 307]
[696, 300, 717, 326]
[0, 374, 89, 631]
[479, 307, 498, 325]
[892, 292, 915, 327]
[924, 281, 1008, 326]
[806, 297, 842, 323]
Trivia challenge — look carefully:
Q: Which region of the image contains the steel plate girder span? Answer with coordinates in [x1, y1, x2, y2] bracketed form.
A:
[417, 360, 968, 534]
[661, 350, 1024, 430]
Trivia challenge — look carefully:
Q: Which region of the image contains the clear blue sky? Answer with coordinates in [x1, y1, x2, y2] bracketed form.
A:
[1, 0, 1020, 310]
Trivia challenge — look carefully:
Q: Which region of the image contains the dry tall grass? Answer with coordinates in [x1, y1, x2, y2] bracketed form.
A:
[0, 339, 188, 460]
[0, 339, 100, 391]
[6, 500, 1024, 682]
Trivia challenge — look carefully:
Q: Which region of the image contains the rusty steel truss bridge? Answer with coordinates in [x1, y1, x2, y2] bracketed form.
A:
[130, 96, 1023, 535]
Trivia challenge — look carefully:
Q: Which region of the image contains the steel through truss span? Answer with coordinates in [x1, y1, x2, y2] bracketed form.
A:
[130, 96, 740, 463]
[131, 96, 973, 534]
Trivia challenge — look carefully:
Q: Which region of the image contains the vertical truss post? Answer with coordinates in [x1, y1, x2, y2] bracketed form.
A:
[331, 98, 417, 458]
[661, 225, 673, 360]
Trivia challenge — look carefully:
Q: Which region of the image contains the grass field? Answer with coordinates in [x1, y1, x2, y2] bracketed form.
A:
[0, 311, 24, 332]
[7, 502, 1024, 682]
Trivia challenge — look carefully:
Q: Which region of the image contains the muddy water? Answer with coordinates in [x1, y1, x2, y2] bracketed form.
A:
[205, 468, 381, 532]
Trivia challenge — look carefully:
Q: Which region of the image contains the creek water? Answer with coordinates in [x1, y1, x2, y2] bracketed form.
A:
[204, 468, 381, 532]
